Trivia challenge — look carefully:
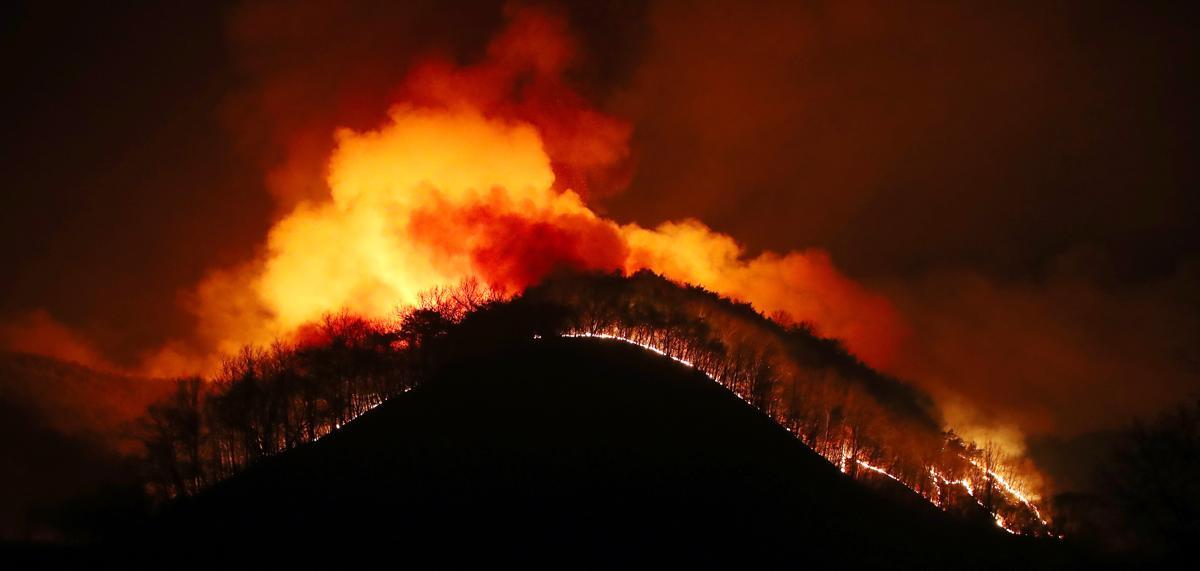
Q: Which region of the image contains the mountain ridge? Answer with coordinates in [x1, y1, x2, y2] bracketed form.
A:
[139, 337, 1073, 567]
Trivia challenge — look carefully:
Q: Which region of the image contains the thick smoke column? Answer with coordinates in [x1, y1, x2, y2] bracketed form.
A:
[146, 6, 902, 376]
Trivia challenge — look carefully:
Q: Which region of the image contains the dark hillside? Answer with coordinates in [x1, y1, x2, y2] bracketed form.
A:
[138, 338, 1074, 567]
[0, 352, 165, 539]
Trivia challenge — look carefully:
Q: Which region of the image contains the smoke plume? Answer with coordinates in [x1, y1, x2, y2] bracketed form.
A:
[142, 5, 901, 379]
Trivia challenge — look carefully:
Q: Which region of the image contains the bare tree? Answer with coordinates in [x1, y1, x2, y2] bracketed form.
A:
[1104, 399, 1200, 554]
[140, 377, 208, 498]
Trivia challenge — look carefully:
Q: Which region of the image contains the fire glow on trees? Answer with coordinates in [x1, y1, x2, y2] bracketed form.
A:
[139, 275, 1053, 536]
[560, 330, 1052, 535]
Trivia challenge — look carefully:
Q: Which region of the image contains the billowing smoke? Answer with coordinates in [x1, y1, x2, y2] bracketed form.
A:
[141, 5, 902, 381]
[0, 309, 112, 371]
[886, 258, 1200, 442]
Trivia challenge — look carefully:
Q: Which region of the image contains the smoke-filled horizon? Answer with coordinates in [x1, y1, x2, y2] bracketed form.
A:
[2, 0, 1198, 460]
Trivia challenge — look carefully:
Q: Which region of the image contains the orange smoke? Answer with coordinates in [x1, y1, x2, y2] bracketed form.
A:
[0, 310, 111, 371]
[264, 104, 625, 327]
[622, 221, 902, 366]
[144, 6, 901, 377]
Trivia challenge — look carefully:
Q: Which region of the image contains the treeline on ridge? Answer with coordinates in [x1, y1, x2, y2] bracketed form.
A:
[137, 270, 1048, 533]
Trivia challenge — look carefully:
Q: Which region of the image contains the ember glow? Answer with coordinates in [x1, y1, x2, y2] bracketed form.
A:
[966, 457, 1048, 525]
[298, 326, 1051, 534]
[931, 468, 1023, 535]
[560, 330, 1053, 535]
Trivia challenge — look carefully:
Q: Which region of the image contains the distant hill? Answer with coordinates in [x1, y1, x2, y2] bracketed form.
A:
[140, 338, 1075, 567]
[0, 352, 166, 539]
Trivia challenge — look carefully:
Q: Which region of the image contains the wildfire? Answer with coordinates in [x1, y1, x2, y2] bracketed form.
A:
[315, 393, 395, 441]
[563, 332, 697, 369]
[856, 459, 906, 485]
[151, 6, 900, 378]
[965, 457, 1046, 524]
[929, 467, 1026, 534]
[930, 467, 975, 499]
[552, 330, 1052, 536]
[560, 332, 755, 406]
[123, 5, 1054, 538]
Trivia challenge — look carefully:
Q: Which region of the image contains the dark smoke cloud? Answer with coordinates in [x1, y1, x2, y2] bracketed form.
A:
[221, 0, 503, 208]
[609, 1, 1200, 279]
[221, 0, 644, 208]
[605, 0, 1200, 439]
[1, 1, 270, 365]
[885, 253, 1200, 437]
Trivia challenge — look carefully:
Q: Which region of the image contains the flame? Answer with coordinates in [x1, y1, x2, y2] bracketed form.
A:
[622, 222, 902, 366]
[150, 7, 902, 378]
[261, 105, 614, 332]
[930, 468, 975, 498]
[965, 457, 1047, 524]
[177, 104, 901, 373]
[558, 330, 1052, 535]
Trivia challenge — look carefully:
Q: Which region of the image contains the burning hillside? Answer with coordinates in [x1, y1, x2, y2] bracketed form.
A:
[137, 273, 1054, 536]
[137, 323, 1077, 567]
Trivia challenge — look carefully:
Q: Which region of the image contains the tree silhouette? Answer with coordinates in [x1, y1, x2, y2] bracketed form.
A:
[140, 377, 207, 497]
[1104, 399, 1200, 555]
[133, 271, 1051, 534]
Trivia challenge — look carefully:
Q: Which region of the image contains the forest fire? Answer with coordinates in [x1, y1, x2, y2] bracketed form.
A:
[562, 332, 699, 371]
[150, 6, 900, 380]
[135, 300, 1052, 541]
[0, 6, 1056, 536]
[6, 1, 1199, 562]
[931, 468, 1021, 535]
[167, 9, 1061, 534]
[561, 328, 1052, 535]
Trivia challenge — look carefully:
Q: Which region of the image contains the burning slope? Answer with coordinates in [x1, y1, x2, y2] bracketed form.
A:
[144, 338, 1067, 567]
[147, 6, 900, 377]
[563, 331, 1045, 535]
[136, 272, 1053, 536]
[525, 272, 1052, 535]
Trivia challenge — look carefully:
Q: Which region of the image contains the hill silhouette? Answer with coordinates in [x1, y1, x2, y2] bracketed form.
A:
[133, 337, 1075, 567]
[120, 272, 1057, 537]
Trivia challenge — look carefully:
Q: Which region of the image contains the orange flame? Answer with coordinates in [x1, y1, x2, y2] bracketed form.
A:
[148, 7, 902, 377]
[559, 330, 1050, 534]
